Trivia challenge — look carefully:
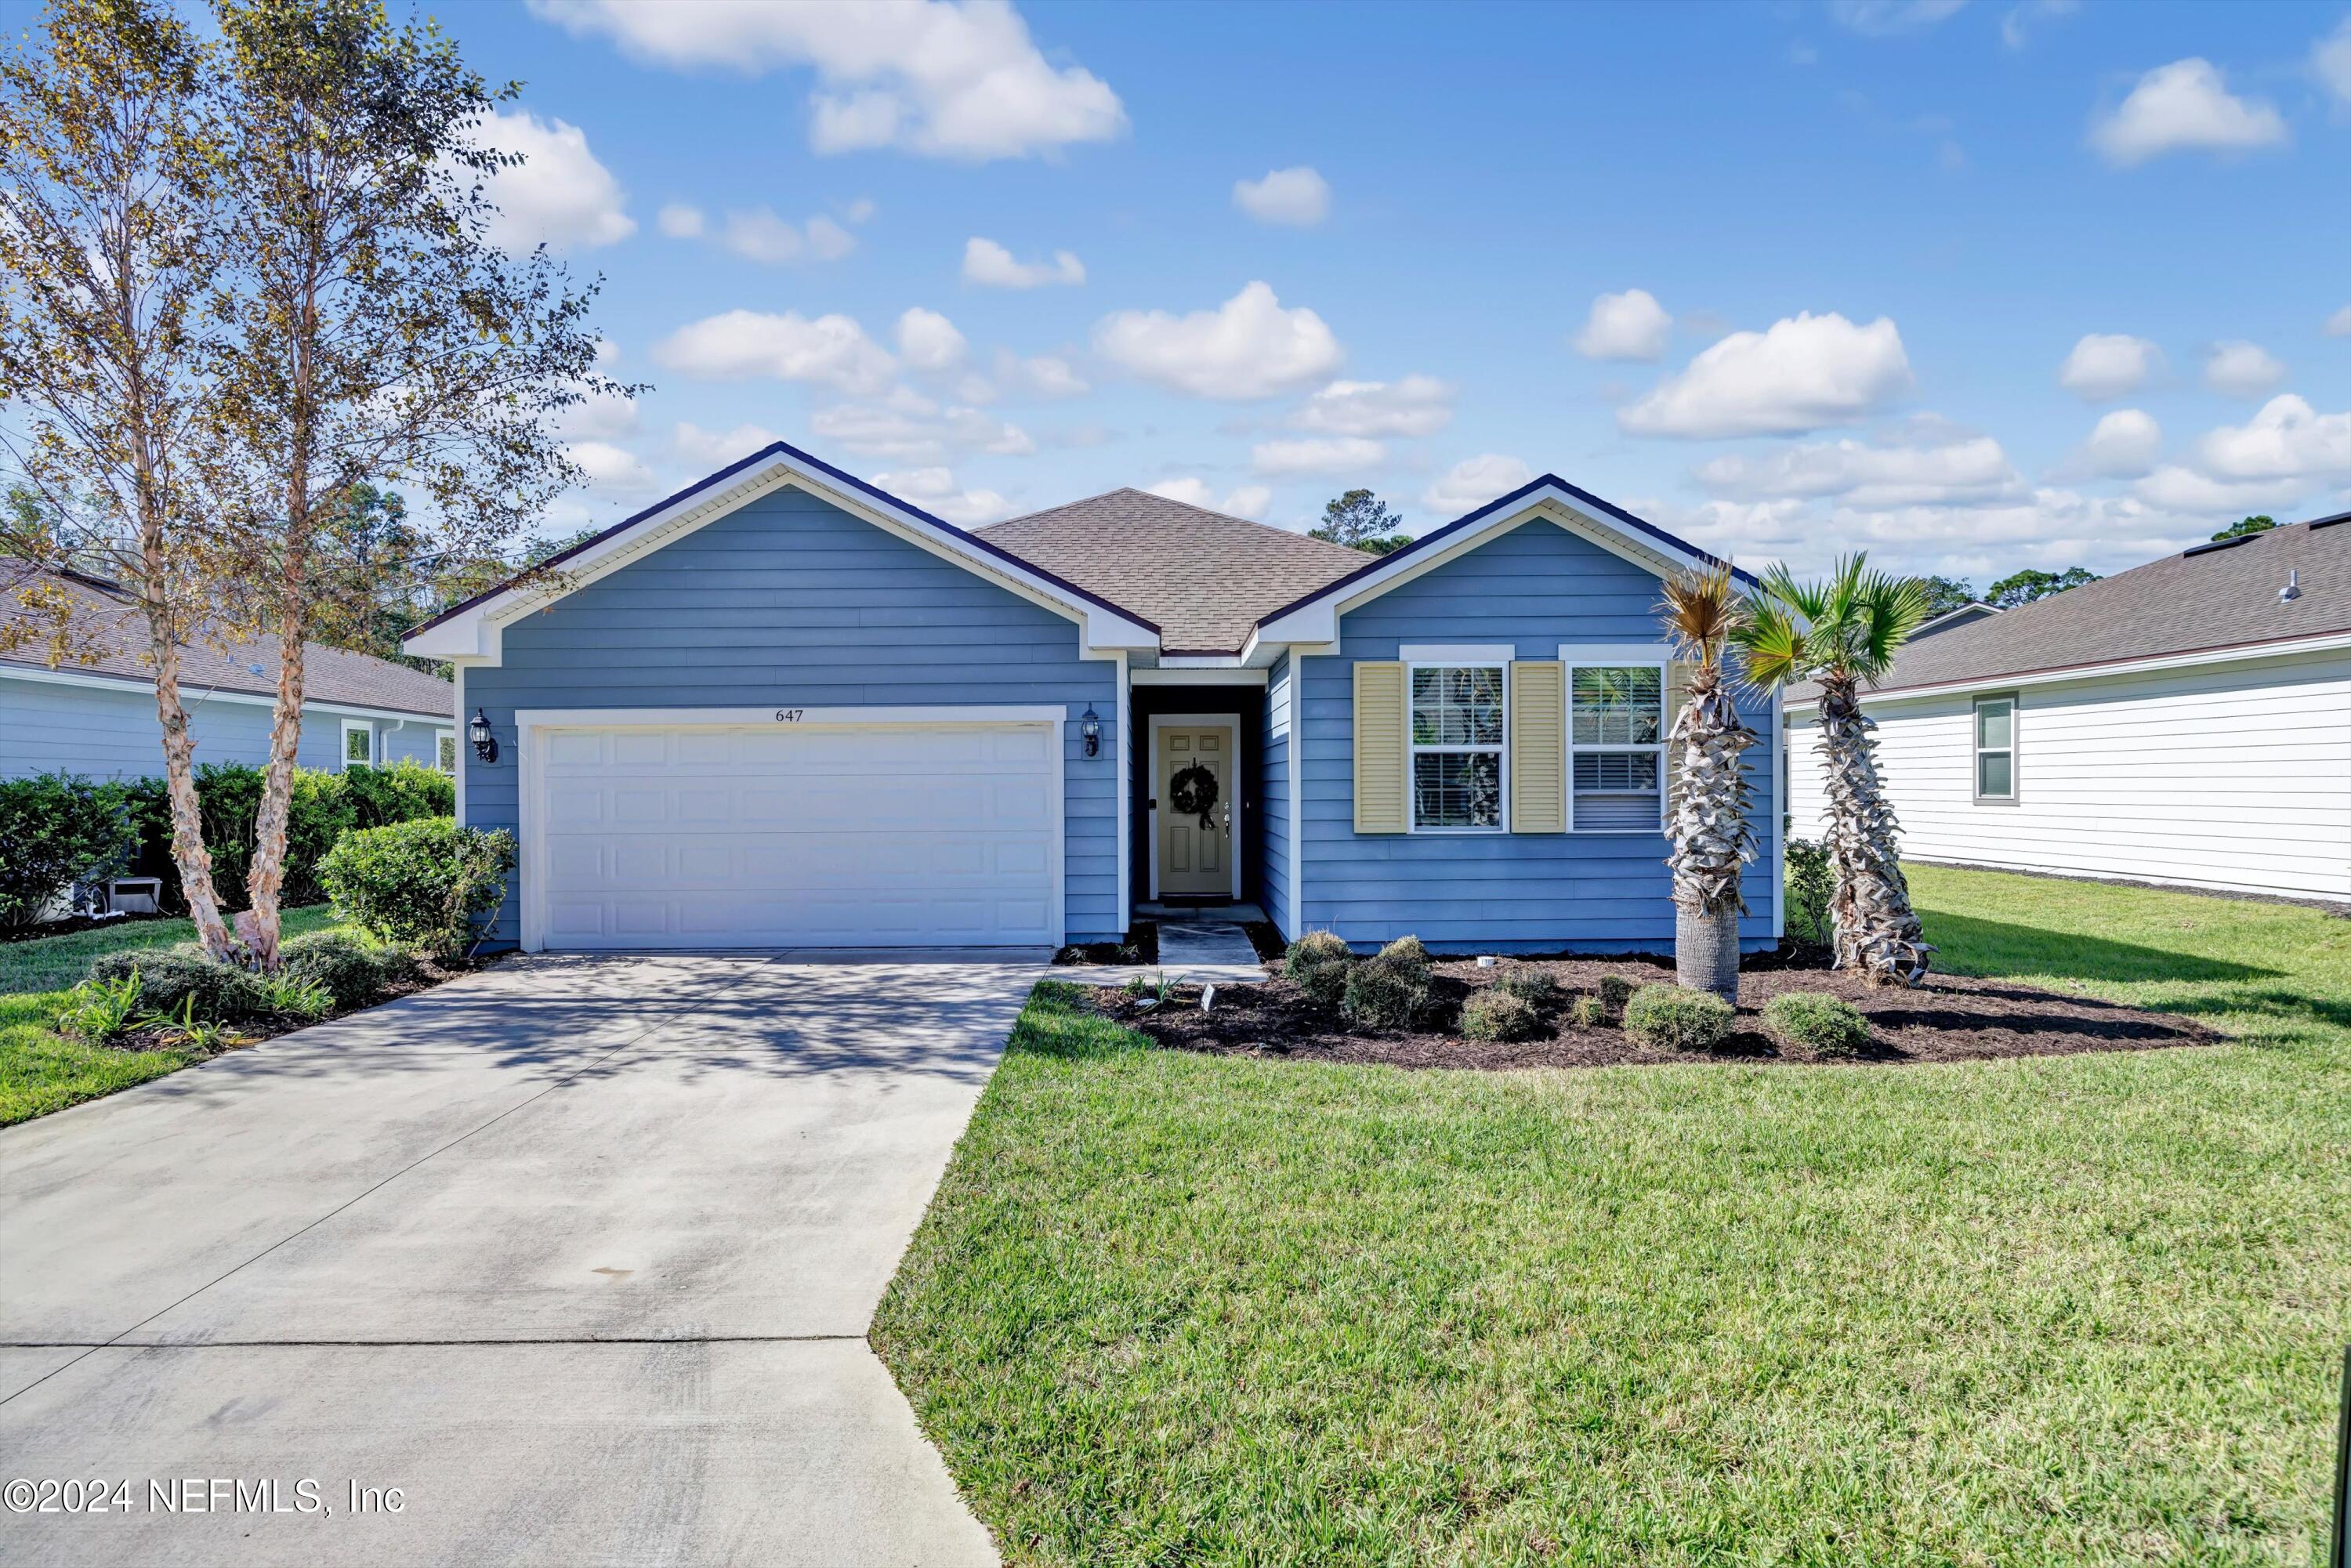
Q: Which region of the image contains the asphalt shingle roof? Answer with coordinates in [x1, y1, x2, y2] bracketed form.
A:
[2, 567, 455, 719]
[981, 488, 1372, 654]
[1801, 513, 2351, 701]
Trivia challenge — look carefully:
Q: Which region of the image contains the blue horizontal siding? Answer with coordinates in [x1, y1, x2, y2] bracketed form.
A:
[463, 487, 1120, 946]
[1298, 518, 1780, 953]
[1261, 652, 1293, 939]
[2, 674, 447, 780]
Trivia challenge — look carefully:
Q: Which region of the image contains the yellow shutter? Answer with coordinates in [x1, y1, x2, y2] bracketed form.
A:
[1664, 659, 1695, 813]
[1353, 661, 1408, 833]
[1509, 661, 1565, 833]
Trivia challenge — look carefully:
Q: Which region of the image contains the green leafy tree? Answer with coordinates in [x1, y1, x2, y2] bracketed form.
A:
[1310, 489, 1411, 556]
[2211, 514, 2276, 542]
[1987, 566, 2099, 608]
[1733, 554, 1934, 983]
[1906, 574, 1977, 617]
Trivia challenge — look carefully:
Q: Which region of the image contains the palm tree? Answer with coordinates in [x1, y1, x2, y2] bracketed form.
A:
[1658, 565, 1759, 1002]
[1735, 554, 1935, 984]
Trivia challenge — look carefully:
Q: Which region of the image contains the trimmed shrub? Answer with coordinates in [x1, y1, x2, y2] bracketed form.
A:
[85, 947, 270, 1023]
[1622, 984, 1736, 1052]
[1566, 994, 1607, 1029]
[1497, 968, 1558, 1007]
[1785, 838, 1835, 949]
[1284, 930, 1350, 980]
[280, 932, 393, 1010]
[1377, 934, 1429, 967]
[342, 760, 455, 830]
[0, 773, 138, 932]
[1596, 975, 1636, 1016]
[1462, 988, 1541, 1043]
[317, 817, 515, 955]
[1342, 950, 1432, 1031]
[1763, 992, 1873, 1056]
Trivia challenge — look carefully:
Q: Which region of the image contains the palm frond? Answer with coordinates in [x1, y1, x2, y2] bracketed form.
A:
[1656, 563, 1746, 667]
[1731, 599, 1806, 690]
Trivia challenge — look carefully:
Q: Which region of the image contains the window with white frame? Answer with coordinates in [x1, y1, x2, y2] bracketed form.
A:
[340, 719, 374, 770]
[436, 730, 458, 773]
[1569, 663, 1665, 831]
[1974, 695, 2016, 802]
[1409, 663, 1505, 830]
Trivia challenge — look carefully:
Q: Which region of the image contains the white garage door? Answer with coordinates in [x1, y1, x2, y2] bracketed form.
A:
[527, 717, 1063, 950]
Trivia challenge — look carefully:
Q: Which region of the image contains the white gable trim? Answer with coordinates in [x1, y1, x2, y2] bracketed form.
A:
[403, 447, 1158, 665]
[1248, 487, 1722, 655]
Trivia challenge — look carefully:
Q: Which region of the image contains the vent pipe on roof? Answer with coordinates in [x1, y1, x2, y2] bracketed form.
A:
[2280, 568, 2301, 604]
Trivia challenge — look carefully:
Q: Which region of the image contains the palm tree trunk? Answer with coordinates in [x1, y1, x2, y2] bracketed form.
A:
[1668, 665, 1758, 1002]
[1814, 678, 1933, 983]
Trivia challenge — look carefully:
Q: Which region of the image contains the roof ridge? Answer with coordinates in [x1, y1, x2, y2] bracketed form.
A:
[991, 485, 1371, 562]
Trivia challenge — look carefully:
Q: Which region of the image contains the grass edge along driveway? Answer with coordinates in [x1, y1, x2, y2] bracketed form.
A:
[0, 906, 342, 1127]
[874, 867, 2351, 1566]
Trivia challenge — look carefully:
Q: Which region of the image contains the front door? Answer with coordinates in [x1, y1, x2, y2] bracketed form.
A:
[1157, 722, 1234, 897]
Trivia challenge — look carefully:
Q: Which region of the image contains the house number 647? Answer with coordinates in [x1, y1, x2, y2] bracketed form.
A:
[774, 708, 803, 722]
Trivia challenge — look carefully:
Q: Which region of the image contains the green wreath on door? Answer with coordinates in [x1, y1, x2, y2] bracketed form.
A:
[1169, 762, 1220, 831]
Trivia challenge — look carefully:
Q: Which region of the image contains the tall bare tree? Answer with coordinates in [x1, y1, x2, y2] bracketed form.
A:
[205, 0, 621, 965]
[0, 0, 244, 957]
[1657, 565, 1758, 1002]
[1735, 555, 1933, 983]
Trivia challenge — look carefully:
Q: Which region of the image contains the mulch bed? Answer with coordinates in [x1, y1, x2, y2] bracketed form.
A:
[1093, 953, 2218, 1071]
[1054, 922, 1158, 967]
[102, 951, 500, 1059]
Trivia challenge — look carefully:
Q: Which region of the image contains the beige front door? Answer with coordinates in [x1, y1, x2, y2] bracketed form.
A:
[1157, 722, 1234, 897]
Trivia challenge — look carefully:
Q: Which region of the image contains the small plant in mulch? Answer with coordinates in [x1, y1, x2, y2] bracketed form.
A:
[1462, 988, 1541, 1043]
[1566, 994, 1607, 1029]
[1596, 975, 1636, 1016]
[1496, 968, 1558, 1007]
[1285, 930, 1353, 1011]
[1342, 936, 1435, 1031]
[1622, 984, 1735, 1052]
[1763, 992, 1874, 1056]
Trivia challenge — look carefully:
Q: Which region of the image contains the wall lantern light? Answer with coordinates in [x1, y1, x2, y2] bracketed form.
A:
[469, 708, 499, 765]
[1079, 703, 1102, 758]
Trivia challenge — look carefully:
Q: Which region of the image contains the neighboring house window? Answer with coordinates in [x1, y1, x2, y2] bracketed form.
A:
[341, 719, 374, 770]
[1974, 695, 2016, 802]
[1409, 663, 1505, 830]
[436, 730, 458, 773]
[1569, 663, 1665, 831]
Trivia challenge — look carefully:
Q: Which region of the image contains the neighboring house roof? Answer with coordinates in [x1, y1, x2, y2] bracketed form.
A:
[980, 488, 1369, 654]
[1911, 600, 2001, 639]
[1, 566, 455, 719]
[1792, 512, 2351, 704]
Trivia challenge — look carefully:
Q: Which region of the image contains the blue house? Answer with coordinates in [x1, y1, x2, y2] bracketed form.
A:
[2, 568, 457, 782]
[405, 444, 1782, 954]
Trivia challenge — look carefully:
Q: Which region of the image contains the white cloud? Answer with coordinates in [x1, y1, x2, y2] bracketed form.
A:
[1144, 478, 1271, 520]
[552, 381, 639, 443]
[1093, 281, 1343, 400]
[2314, 16, 2351, 106]
[673, 422, 782, 468]
[2192, 394, 2351, 483]
[1421, 454, 1533, 515]
[809, 386, 1034, 462]
[718, 205, 857, 264]
[2090, 58, 2289, 167]
[1291, 375, 1454, 438]
[846, 196, 878, 224]
[2327, 305, 2351, 338]
[566, 440, 656, 492]
[657, 202, 705, 238]
[2078, 408, 2162, 478]
[2203, 340, 2286, 397]
[468, 107, 634, 252]
[1617, 312, 1911, 439]
[962, 236, 1085, 288]
[1828, 0, 1967, 34]
[651, 309, 895, 394]
[991, 348, 1089, 399]
[1250, 436, 1385, 478]
[2000, 0, 2077, 50]
[1694, 430, 2019, 509]
[2057, 333, 2161, 400]
[2132, 465, 2310, 515]
[1574, 288, 1672, 362]
[872, 466, 1014, 525]
[1232, 166, 1331, 226]
[896, 307, 968, 371]
[527, 0, 1126, 161]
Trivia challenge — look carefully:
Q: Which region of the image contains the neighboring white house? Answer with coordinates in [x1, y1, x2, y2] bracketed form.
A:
[1788, 513, 2351, 905]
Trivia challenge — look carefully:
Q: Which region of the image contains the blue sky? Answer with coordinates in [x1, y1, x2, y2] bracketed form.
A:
[445, 0, 2351, 588]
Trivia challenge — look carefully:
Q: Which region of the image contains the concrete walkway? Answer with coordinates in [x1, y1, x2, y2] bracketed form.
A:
[1056, 918, 1270, 990]
[0, 952, 1034, 1567]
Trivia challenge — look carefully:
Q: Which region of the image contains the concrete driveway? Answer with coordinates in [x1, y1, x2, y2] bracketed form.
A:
[0, 951, 1038, 1566]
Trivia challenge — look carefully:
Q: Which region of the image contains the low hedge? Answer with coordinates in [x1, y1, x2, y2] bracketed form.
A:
[1622, 984, 1736, 1052]
[0, 773, 139, 933]
[1762, 992, 1874, 1056]
[318, 817, 514, 956]
[1462, 988, 1541, 1043]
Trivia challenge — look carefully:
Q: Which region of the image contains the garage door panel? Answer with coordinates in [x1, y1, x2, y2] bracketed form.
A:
[532, 720, 1062, 950]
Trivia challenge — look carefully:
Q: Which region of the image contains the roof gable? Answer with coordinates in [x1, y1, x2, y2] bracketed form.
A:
[981, 488, 1367, 654]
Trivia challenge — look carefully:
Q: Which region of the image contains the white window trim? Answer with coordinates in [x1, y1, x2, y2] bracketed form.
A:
[1973, 693, 2018, 805]
[1565, 656, 1668, 835]
[1404, 652, 1510, 835]
[339, 718, 374, 770]
[434, 728, 458, 774]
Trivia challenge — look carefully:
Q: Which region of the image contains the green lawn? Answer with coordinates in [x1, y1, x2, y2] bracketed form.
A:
[874, 867, 2351, 1566]
[0, 906, 342, 1127]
